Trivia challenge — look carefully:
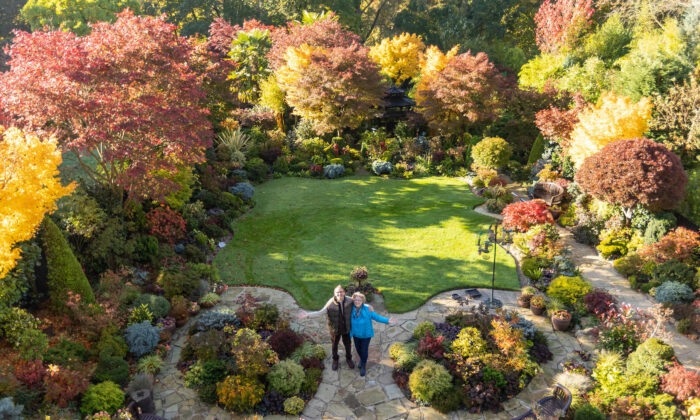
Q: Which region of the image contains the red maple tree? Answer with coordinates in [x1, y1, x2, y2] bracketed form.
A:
[0, 10, 213, 201]
[574, 138, 688, 219]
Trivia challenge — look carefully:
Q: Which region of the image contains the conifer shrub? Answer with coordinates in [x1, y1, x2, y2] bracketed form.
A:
[80, 381, 124, 416]
[127, 303, 154, 325]
[133, 294, 171, 319]
[471, 136, 512, 170]
[408, 360, 453, 404]
[653, 281, 695, 305]
[450, 327, 488, 358]
[92, 355, 130, 387]
[124, 321, 160, 358]
[41, 217, 95, 312]
[651, 261, 697, 288]
[412, 321, 437, 340]
[574, 403, 606, 420]
[95, 329, 128, 359]
[267, 360, 305, 397]
[217, 374, 265, 412]
[44, 338, 89, 368]
[283, 396, 305, 415]
[389, 341, 420, 371]
[231, 328, 278, 377]
[250, 303, 279, 330]
[546, 275, 593, 308]
[625, 338, 674, 376]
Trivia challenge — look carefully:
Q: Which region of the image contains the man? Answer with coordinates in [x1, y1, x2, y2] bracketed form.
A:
[300, 285, 355, 370]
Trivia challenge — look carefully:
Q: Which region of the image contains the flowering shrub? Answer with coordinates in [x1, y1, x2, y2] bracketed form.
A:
[146, 206, 187, 244]
[502, 200, 554, 232]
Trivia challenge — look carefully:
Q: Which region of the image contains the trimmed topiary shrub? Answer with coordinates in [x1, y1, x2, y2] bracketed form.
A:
[408, 360, 453, 404]
[653, 281, 695, 305]
[80, 381, 124, 416]
[471, 136, 512, 170]
[41, 217, 95, 312]
[546, 275, 593, 308]
[124, 321, 160, 358]
[267, 360, 305, 397]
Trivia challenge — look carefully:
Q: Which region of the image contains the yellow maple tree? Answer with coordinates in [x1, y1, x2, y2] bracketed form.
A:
[369, 33, 426, 85]
[568, 92, 653, 168]
[420, 44, 460, 80]
[0, 126, 75, 278]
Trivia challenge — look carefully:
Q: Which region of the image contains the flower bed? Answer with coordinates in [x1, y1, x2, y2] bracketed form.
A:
[176, 295, 324, 416]
[389, 305, 552, 414]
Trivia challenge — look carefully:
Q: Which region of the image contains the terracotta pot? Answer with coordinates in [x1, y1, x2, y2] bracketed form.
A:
[530, 305, 546, 315]
[517, 295, 532, 308]
[551, 312, 572, 331]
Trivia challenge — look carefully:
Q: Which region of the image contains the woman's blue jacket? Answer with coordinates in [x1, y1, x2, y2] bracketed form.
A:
[349, 304, 389, 339]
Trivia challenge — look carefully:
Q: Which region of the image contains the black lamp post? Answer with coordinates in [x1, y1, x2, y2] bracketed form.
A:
[477, 222, 503, 309]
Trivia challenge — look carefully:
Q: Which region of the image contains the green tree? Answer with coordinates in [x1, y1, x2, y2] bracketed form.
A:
[228, 27, 272, 103]
[20, 0, 141, 35]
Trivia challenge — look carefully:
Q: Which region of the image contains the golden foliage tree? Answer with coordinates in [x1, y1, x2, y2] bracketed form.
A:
[369, 33, 426, 85]
[567, 92, 652, 168]
[0, 126, 74, 278]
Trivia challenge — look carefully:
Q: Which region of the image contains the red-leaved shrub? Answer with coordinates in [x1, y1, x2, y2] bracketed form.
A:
[14, 359, 45, 387]
[501, 200, 554, 232]
[43, 365, 90, 407]
[146, 205, 187, 244]
[638, 227, 700, 265]
[417, 332, 446, 360]
[661, 363, 700, 401]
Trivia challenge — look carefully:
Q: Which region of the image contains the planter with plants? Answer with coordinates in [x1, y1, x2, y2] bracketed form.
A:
[198, 292, 221, 308]
[517, 286, 538, 308]
[550, 309, 573, 331]
[530, 295, 547, 315]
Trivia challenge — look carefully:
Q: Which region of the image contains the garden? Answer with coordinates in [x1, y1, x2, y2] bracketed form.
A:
[1, 0, 699, 418]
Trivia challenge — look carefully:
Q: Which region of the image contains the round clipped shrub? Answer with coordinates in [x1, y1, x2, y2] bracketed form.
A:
[626, 338, 674, 376]
[413, 321, 436, 340]
[283, 396, 305, 415]
[267, 360, 305, 397]
[217, 374, 265, 412]
[546, 275, 593, 308]
[450, 327, 487, 358]
[323, 163, 345, 179]
[80, 381, 125, 416]
[133, 294, 171, 319]
[653, 281, 695, 305]
[408, 360, 453, 404]
[471, 136, 512, 170]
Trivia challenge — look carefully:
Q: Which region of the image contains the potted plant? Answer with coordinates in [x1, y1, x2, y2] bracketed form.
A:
[529, 295, 547, 315]
[517, 286, 537, 308]
[550, 309, 572, 331]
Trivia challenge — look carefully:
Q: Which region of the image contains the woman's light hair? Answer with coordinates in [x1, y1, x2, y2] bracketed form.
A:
[351, 292, 366, 303]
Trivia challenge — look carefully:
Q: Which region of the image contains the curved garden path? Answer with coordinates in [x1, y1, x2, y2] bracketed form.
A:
[150, 205, 699, 419]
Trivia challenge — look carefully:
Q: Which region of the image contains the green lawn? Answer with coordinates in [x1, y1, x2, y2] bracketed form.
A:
[213, 174, 520, 313]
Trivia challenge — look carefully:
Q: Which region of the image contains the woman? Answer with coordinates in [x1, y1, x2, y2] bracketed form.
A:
[349, 292, 395, 376]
